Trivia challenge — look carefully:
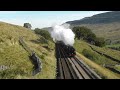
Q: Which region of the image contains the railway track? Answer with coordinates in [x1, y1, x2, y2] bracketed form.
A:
[56, 43, 101, 79]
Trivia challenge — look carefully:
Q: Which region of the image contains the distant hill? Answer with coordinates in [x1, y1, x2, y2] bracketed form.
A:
[66, 11, 120, 44]
[66, 11, 120, 25]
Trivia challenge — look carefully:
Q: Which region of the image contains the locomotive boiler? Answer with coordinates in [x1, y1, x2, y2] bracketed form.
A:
[57, 41, 76, 57]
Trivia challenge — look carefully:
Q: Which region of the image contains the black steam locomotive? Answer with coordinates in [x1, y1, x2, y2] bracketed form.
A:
[57, 41, 76, 57]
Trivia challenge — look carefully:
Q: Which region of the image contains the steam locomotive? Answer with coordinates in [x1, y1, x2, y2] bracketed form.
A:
[57, 41, 76, 57]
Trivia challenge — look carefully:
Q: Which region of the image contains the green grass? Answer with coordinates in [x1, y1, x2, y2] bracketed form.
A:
[24, 40, 56, 79]
[0, 44, 33, 79]
[114, 65, 120, 71]
[76, 52, 120, 79]
[106, 44, 120, 48]
[90, 44, 120, 61]
[106, 44, 120, 51]
[74, 39, 92, 54]
[0, 22, 56, 79]
[74, 39, 119, 66]
[74, 39, 120, 78]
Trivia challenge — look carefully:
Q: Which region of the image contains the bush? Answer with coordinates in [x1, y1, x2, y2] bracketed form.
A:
[38, 37, 48, 44]
[82, 49, 98, 60]
[23, 23, 32, 29]
[73, 26, 106, 47]
[73, 26, 96, 41]
[95, 37, 106, 47]
[34, 28, 52, 41]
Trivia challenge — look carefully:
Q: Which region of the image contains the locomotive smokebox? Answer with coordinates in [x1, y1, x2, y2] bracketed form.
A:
[56, 41, 76, 57]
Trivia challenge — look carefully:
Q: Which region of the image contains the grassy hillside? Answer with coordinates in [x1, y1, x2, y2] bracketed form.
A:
[69, 22, 120, 44]
[0, 22, 56, 79]
[76, 52, 120, 79]
[66, 11, 120, 44]
[67, 11, 120, 25]
[74, 39, 119, 65]
[90, 44, 120, 62]
[74, 39, 120, 78]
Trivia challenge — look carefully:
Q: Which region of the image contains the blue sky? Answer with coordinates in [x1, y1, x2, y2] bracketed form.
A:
[0, 11, 109, 29]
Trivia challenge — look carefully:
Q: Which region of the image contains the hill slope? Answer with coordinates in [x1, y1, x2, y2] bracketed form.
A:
[66, 11, 120, 25]
[66, 11, 120, 44]
[74, 39, 120, 79]
[0, 22, 56, 79]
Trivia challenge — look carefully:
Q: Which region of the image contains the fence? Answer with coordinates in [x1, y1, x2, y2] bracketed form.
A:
[19, 37, 42, 76]
[89, 45, 120, 63]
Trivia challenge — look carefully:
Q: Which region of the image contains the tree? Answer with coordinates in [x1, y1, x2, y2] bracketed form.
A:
[72, 26, 106, 47]
[34, 28, 52, 40]
[23, 23, 32, 29]
[87, 33, 96, 44]
[73, 26, 96, 42]
[95, 37, 105, 47]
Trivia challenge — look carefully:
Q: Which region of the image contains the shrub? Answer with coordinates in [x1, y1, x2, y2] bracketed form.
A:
[34, 28, 52, 41]
[95, 37, 106, 47]
[82, 49, 98, 60]
[73, 26, 106, 47]
[23, 23, 32, 29]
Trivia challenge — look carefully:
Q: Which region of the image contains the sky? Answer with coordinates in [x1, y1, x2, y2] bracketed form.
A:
[0, 11, 109, 29]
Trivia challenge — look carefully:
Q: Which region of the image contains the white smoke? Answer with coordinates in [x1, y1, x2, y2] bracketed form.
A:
[50, 24, 75, 46]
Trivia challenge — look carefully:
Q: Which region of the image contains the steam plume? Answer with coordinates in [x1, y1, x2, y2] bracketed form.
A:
[50, 24, 75, 46]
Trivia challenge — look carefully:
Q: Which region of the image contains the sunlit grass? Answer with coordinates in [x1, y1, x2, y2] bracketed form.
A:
[74, 39, 119, 65]
[74, 39, 120, 79]
[90, 44, 120, 61]
[0, 22, 56, 79]
[76, 52, 120, 79]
